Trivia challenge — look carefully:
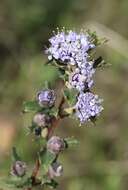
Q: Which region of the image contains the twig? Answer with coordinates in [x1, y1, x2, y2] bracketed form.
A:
[48, 95, 67, 138]
[31, 159, 40, 179]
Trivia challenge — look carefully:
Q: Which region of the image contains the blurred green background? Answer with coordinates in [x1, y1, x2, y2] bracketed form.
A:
[0, 0, 128, 189]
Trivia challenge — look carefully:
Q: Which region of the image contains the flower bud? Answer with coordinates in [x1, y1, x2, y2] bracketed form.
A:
[48, 162, 63, 178]
[11, 161, 27, 177]
[35, 127, 42, 136]
[37, 90, 55, 107]
[33, 113, 51, 127]
[47, 136, 65, 155]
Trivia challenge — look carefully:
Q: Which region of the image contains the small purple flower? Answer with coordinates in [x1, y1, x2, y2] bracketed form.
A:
[48, 162, 63, 178]
[69, 70, 87, 91]
[78, 60, 95, 73]
[75, 92, 103, 123]
[11, 161, 27, 177]
[37, 89, 55, 107]
[33, 113, 51, 127]
[47, 136, 65, 155]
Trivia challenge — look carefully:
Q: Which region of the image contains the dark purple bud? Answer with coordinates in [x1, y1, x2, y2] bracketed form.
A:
[11, 161, 27, 177]
[48, 162, 63, 178]
[47, 136, 65, 155]
[35, 127, 42, 136]
[37, 89, 55, 107]
[33, 113, 51, 127]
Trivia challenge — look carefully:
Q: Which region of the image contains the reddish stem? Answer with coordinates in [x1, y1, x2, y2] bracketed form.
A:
[48, 96, 66, 138]
[31, 159, 40, 178]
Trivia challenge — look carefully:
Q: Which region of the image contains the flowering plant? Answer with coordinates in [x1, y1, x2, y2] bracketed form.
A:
[4, 29, 106, 190]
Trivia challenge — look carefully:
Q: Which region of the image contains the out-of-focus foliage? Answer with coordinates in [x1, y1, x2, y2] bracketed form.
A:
[0, 0, 128, 189]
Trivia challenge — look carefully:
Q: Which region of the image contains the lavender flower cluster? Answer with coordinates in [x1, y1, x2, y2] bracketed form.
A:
[46, 30, 94, 64]
[75, 92, 103, 123]
[46, 29, 103, 124]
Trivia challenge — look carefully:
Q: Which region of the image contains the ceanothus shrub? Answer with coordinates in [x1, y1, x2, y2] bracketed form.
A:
[7, 29, 106, 189]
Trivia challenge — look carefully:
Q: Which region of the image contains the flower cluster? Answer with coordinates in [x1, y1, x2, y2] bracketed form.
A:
[46, 30, 95, 92]
[46, 29, 104, 124]
[75, 92, 103, 123]
[46, 30, 95, 65]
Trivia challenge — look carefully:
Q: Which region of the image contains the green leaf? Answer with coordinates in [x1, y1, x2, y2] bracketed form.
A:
[49, 107, 58, 118]
[90, 116, 97, 124]
[40, 150, 56, 175]
[63, 89, 77, 106]
[28, 122, 37, 133]
[0, 176, 31, 190]
[58, 68, 68, 82]
[93, 56, 107, 69]
[44, 81, 50, 89]
[0, 177, 20, 190]
[64, 137, 79, 148]
[87, 30, 100, 46]
[35, 137, 47, 147]
[45, 179, 58, 189]
[23, 100, 41, 113]
[15, 177, 32, 188]
[87, 30, 108, 46]
[12, 147, 21, 162]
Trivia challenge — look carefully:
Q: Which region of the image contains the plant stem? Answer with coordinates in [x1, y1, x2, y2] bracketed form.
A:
[31, 159, 40, 179]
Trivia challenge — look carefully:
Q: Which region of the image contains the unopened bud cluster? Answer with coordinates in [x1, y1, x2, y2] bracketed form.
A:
[35, 89, 65, 179]
[32, 89, 56, 137]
